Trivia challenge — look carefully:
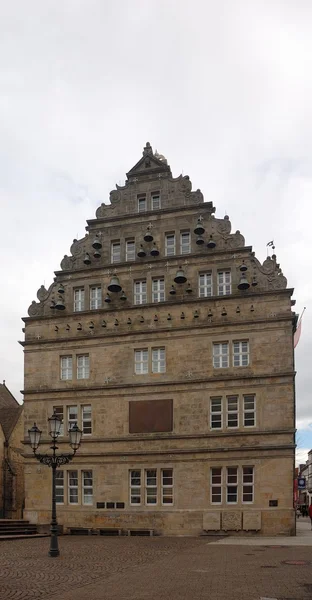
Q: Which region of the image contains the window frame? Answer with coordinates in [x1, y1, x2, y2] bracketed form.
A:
[233, 341, 249, 367]
[126, 239, 135, 262]
[217, 270, 231, 296]
[130, 470, 141, 505]
[243, 395, 256, 427]
[165, 233, 176, 257]
[242, 466, 254, 503]
[151, 192, 161, 210]
[151, 348, 166, 373]
[134, 349, 149, 375]
[67, 405, 78, 432]
[152, 278, 165, 303]
[82, 470, 93, 506]
[226, 396, 239, 428]
[77, 355, 90, 380]
[74, 288, 85, 312]
[213, 342, 229, 368]
[134, 280, 147, 305]
[111, 241, 121, 264]
[55, 470, 64, 504]
[180, 231, 191, 255]
[60, 356, 72, 381]
[199, 272, 213, 297]
[82, 404, 92, 435]
[161, 469, 173, 505]
[53, 406, 64, 436]
[211, 467, 222, 504]
[226, 466, 238, 504]
[68, 470, 79, 505]
[90, 285, 102, 310]
[145, 469, 157, 505]
[137, 195, 147, 213]
[210, 397, 223, 430]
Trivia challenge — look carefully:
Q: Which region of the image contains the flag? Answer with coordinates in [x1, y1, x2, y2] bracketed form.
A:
[267, 241, 274, 246]
[294, 309, 306, 348]
[294, 319, 302, 348]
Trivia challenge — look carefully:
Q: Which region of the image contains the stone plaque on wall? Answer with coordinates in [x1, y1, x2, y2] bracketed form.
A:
[222, 511, 242, 531]
[203, 512, 221, 531]
[243, 511, 261, 531]
[129, 399, 173, 433]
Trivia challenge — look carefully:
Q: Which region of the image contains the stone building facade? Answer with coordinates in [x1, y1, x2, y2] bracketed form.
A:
[22, 143, 296, 535]
[0, 382, 24, 518]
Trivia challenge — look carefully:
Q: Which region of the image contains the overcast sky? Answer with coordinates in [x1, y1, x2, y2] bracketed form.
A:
[1, 1, 311, 465]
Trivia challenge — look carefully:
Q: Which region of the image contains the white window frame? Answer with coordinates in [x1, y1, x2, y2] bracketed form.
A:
[199, 272, 213, 297]
[68, 470, 79, 505]
[180, 231, 190, 255]
[134, 349, 148, 374]
[226, 467, 238, 504]
[77, 355, 89, 379]
[233, 341, 249, 367]
[211, 467, 222, 504]
[53, 406, 64, 436]
[145, 469, 157, 505]
[218, 271, 231, 296]
[210, 397, 222, 429]
[111, 241, 121, 264]
[90, 286, 102, 310]
[60, 356, 72, 381]
[226, 396, 239, 428]
[165, 233, 175, 257]
[151, 192, 161, 210]
[126, 240, 135, 262]
[82, 405, 92, 435]
[243, 395, 256, 427]
[55, 470, 64, 504]
[213, 343, 229, 368]
[67, 406, 78, 431]
[74, 288, 85, 312]
[161, 469, 173, 505]
[82, 470, 93, 505]
[134, 280, 147, 305]
[137, 195, 147, 213]
[130, 470, 141, 505]
[242, 466, 254, 503]
[152, 348, 166, 373]
[152, 278, 165, 303]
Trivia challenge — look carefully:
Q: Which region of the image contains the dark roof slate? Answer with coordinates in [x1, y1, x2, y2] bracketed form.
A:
[0, 383, 23, 441]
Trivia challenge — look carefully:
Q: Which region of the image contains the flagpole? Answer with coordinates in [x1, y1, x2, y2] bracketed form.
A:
[297, 307, 306, 324]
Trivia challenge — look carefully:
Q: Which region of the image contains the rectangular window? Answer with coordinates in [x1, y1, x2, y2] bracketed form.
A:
[126, 240, 135, 262]
[218, 271, 231, 296]
[243, 395, 256, 427]
[82, 470, 93, 505]
[227, 467, 238, 503]
[134, 349, 148, 374]
[165, 233, 175, 257]
[145, 469, 157, 505]
[227, 396, 238, 428]
[242, 466, 254, 503]
[152, 348, 166, 373]
[211, 467, 222, 504]
[74, 288, 85, 312]
[82, 405, 92, 434]
[53, 406, 64, 436]
[152, 278, 165, 303]
[55, 470, 64, 504]
[210, 398, 222, 429]
[134, 280, 147, 305]
[161, 469, 173, 505]
[90, 286, 102, 310]
[67, 406, 78, 431]
[130, 470, 141, 504]
[233, 341, 249, 367]
[138, 195, 146, 212]
[111, 241, 121, 263]
[213, 343, 229, 368]
[68, 470, 78, 504]
[180, 231, 191, 254]
[199, 273, 213, 297]
[77, 355, 89, 379]
[60, 356, 72, 380]
[151, 192, 161, 210]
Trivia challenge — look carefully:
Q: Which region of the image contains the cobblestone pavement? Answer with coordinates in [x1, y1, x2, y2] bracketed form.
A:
[1, 535, 312, 600]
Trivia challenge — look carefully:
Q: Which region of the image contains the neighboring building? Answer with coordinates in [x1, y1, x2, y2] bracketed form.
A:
[22, 143, 296, 536]
[0, 382, 24, 518]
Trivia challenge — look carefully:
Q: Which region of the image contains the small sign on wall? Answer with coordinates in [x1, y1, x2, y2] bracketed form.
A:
[269, 499, 278, 507]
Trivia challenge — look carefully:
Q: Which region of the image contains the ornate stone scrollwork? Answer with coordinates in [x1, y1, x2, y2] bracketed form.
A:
[37, 285, 48, 302]
[60, 255, 73, 271]
[28, 301, 44, 317]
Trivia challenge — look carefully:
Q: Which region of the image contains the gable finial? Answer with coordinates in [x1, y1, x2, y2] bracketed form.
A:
[143, 142, 153, 156]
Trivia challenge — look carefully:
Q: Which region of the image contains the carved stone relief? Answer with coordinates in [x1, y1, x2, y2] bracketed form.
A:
[203, 512, 221, 531]
[243, 511, 261, 531]
[222, 511, 242, 531]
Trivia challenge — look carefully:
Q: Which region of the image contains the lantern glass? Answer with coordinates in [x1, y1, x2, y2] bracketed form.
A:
[69, 423, 82, 451]
[28, 423, 42, 450]
[48, 413, 62, 439]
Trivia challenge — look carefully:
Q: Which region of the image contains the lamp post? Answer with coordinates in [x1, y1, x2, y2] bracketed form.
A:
[28, 414, 82, 557]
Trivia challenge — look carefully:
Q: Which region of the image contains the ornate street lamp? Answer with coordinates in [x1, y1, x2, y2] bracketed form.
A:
[28, 413, 82, 557]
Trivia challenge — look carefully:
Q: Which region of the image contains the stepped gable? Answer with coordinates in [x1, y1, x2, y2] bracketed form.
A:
[26, 143, 288, 318]
[0, 383, 22, 441]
